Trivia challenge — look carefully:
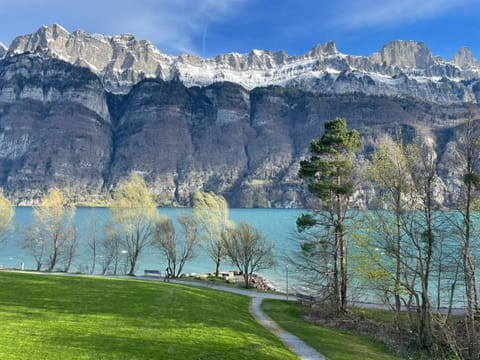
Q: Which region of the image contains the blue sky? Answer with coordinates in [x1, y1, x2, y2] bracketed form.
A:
[0, 0, 479, 61]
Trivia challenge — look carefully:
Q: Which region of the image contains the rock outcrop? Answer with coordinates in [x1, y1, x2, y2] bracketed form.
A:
[452, 47, 480, 70]
[0, 43, 6, 59]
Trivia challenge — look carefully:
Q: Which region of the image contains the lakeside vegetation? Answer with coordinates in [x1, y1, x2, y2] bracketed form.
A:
[293, 116, 480, 358]
[262, 300, 402, 360]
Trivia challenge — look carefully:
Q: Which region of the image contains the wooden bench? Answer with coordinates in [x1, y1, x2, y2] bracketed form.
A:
[296, 292, 317, 306]
[144, 269, 161, 277]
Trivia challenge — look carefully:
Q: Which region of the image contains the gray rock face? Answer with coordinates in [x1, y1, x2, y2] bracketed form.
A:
[0, 54, 110, 119]
[452, 47, 480, 69]
[6, 25, 480, 104]
[0, 54, 112, 203]
[106, 83, 479, 208]
[370, 41, 436, 69]
[0, 43, 6, 59]
[0, 27, 478, 207]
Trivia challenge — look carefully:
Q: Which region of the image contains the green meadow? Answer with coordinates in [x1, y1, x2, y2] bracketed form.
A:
[0, 271, 403, 359]
[0, 271, 296, 360]
[262, 300, 403, 360]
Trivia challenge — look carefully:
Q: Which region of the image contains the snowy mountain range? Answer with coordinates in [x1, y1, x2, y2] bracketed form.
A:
[0, 24, 477, 206]
[3, 24, 480, 103]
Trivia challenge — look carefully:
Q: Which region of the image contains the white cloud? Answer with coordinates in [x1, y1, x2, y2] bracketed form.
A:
[0, 0, 247, 55]
[330, 0, 477, 29]
[106, 0, 246, 54]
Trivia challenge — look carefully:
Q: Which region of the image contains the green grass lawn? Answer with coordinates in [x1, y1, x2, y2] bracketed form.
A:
[262, 300, 404, 360]
[0, 271, 297, 360]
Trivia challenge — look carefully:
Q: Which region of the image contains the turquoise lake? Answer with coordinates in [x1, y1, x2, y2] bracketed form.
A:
[1, 207, 473, 307]
[0, 207, 303, 292]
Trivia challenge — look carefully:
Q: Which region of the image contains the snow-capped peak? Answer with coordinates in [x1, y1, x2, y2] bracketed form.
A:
[3, 25, 480, 103]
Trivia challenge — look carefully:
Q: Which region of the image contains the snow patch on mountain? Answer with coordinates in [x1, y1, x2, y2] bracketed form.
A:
[4, 24, 480, 103]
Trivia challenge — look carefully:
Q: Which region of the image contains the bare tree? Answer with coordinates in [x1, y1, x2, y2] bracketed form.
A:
[225, 222, 275, 288]
[86, 208, 99, 274]
[404, 137, 448, 348]
[193, 191, 232, 277]
[100, 220, 124, 275]
[287, 223, 338, 305]
[453, 108, 480, 358]
[152, 213, 199, 278]
[20, 224, 46, 271]
[366, 134, 414, 319]
[0, 189, 14, 243]
[358, 133, 468, 355]
[108, 173, 157, 275]
[24, 188, 77, 272]
[62, 225, 78, 272]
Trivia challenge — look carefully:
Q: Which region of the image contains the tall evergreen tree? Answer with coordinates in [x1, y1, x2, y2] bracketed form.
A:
[298, 118, 361, 313]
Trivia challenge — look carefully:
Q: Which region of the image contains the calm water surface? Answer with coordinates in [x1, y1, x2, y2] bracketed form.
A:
[0, 207, 302, 291]
[3, 207, 470, 307]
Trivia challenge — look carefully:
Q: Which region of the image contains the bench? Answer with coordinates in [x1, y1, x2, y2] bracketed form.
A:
[144, 269, 161, 277]
[296, 292, 317, 306]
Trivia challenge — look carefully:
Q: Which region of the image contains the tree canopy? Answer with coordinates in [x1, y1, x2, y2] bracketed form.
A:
[297, 117, 361, 313]
[108, 173, 158, 275]
[193, 191, 232, 277]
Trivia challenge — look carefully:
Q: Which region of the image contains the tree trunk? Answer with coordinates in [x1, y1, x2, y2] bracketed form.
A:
[419, 189, 434, 349]
[419, 284, 432, 349]
[464, 165, 479, 358]
[337, 168, 347, 313]
[48, 236, 59, 272]
[90, 240, 96, 275]
[332, 243, 340, 312]
[394, 207, 402, 321]
[243, 265, 250, 288]
[215, 248, 221, 277]
[129, 256, 137, 275]
[64, 252, 73, 272]
[338, 201, 347, 312]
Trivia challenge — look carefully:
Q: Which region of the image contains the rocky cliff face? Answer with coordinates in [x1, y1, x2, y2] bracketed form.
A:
[0, 54, 112, 203]
[452, 47, 480, 69]
[6, 25, 480, 104]
[0, 26, 478, 207]
[0, 43, 6, 59]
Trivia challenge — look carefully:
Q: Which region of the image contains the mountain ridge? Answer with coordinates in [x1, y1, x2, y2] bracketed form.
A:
[4, 24, 480, 103]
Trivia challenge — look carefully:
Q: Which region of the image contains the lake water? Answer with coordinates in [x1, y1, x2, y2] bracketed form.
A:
[1, 207, 472, 307]
[0, 207, 302, 292]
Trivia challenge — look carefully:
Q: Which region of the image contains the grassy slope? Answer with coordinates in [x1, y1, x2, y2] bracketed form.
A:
[0, 271, 297, 360]
[262, 300, 404, 360]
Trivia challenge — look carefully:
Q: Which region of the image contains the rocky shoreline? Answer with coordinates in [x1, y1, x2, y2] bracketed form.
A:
[180, 271, 277, 292]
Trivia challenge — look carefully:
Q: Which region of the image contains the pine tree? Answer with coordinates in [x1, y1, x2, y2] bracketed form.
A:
[298, 118, 361, 313]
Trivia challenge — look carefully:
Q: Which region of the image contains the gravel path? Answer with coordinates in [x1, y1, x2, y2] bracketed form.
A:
[250, 296, 326, 360]
[170, 279, 326, 360]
